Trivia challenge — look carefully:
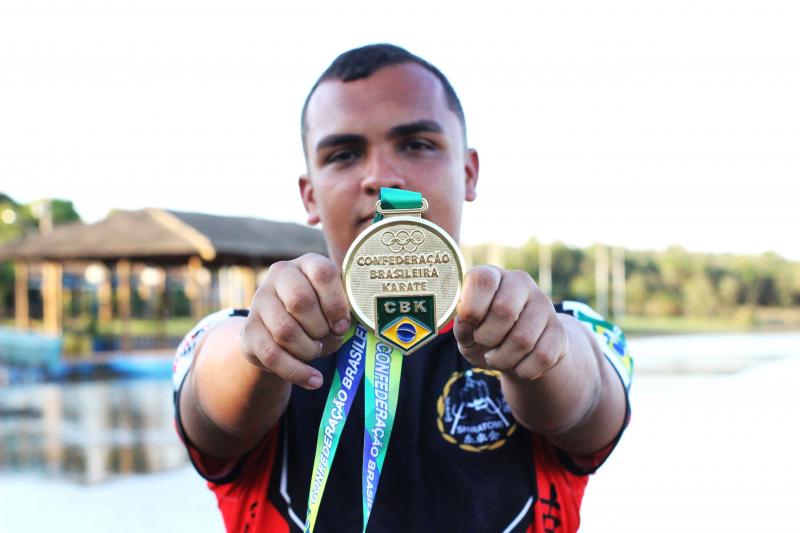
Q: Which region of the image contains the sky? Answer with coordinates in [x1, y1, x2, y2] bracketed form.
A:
[1, 0, 798, 258]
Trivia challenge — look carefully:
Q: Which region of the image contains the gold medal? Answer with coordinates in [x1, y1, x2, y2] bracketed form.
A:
[342, 198, 465, 354]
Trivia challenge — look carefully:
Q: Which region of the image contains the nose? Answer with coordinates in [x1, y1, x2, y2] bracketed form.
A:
[360, 150, 406, 196]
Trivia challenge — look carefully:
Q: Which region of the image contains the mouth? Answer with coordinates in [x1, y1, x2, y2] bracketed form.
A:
[355, 213, 374, 232]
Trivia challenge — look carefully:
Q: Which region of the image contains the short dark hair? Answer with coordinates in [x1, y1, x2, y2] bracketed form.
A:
[301, 43, 467, 153]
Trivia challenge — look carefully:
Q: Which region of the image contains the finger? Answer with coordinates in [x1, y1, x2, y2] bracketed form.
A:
[510, 316, 569, 381]
[272, 262, 330, 340]
[457, 266, 502, 328]
[484, 296, 549, 371]
[257, 286, 323, 363]
[319, 332, 347, 358]
[239, 316, 323, 390]
[454, 315, 489, 365]
[453, 314, 475, 347]
[297, 254, 352, 336]
[472, 270, 530, 349]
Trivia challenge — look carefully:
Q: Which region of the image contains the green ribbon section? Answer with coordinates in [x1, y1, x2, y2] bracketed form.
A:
[361, 335, 403, 531]
[373, 187, 423, 222]
[304, 325, 363, 533]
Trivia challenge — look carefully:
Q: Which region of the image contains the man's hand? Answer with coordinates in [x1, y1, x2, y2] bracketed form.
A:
[454, 266, 569, 381]
[179, 253, 351, 460]
[454, 265, 627, 455]
[239, 253, 352, 390]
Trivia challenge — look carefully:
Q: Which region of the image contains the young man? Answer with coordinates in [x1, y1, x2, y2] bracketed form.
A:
[173, 44, 632, 532]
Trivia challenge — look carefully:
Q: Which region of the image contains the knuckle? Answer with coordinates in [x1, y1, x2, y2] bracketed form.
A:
[472, 329, 496, 348]
[266, 260, 290, 279]
[272, 319, 298, 346]
[285, 288, 316, 315]
[458, 305, 483, 326]
[470, 267, 499, 291]
[491, 298, 518, 322]
[485, 351, 513, 371]
[259, 344, 283, 370]
[531, 348, 556, 369]
[509, 269, 528, 281]
[509, 329, 536, 353]
[552, 316, 567, 338]
[325, 299, 350, 320]
[306, 321, 332, 342]
[251, 281, 269, 301]
[298, 252, 324, 263]
[309, 261, 339, 286]
[533, 286, 553, 307]
[241, 315, 258, 335]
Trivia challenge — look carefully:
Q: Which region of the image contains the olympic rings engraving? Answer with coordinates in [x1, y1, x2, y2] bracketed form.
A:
[380, 229, 426, 253]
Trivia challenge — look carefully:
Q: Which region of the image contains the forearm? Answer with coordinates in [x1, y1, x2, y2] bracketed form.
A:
[500, 314, 626, 455]
[180, 317, 291, 459]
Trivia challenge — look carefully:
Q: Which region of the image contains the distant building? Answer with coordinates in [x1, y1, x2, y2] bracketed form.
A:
[0, 209, 327, 349]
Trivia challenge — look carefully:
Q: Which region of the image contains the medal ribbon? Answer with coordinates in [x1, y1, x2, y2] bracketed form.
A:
[304, 324, 366, 533]
[361, 332, 403, 531]
[304, 188, 420, 533]
[373, 187, 423, 222]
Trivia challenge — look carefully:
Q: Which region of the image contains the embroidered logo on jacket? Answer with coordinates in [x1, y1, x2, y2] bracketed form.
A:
[436, 369, 517, 452]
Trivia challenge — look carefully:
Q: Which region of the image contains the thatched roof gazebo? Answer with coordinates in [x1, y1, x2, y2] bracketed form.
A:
[0, 209, 327, 265]
[0, 209, 327, 347]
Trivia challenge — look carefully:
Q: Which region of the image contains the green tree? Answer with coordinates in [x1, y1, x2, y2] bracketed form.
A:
[682, 272, 718, 316]
[0, 195, 83, 320]
[718, 274, 743, 308]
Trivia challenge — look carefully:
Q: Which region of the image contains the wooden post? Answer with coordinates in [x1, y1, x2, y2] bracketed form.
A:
[98, 265, 112, 325]
[224, 266, 244, 308]
[155, 266, 167, 348]
[218, 266, 230, 309]
[42, 386, 63, 473]
[116, 260, 131, 351]
[612, 246, 626, 322]
[241, 266, 256, 308]
[14, 262, 29, 330]
[185, 256, 202, 320]
[538, 242, 552, 297]
[595, 244, 609, 317]
[42, 261, 63, 335]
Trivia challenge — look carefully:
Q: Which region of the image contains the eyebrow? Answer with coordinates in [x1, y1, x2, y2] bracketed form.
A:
[387, 120, 443, 139]
[315, 120, 445, 154]
[315, 134, 366, 153]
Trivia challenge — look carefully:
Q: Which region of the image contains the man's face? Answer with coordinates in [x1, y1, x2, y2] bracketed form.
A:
[299, 62, 479, 267]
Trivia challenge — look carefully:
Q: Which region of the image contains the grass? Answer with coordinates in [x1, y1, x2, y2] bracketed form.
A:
[96, 317, 199, 337]
[619, 315, 753, 336]
[620, 307, 800, 337]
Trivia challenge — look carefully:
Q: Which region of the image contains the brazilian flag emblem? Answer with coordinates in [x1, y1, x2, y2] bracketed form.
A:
[375, 294, 436, 354]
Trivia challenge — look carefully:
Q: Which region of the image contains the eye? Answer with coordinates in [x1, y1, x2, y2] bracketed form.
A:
[326, 149, 361, 166]
[401, 138, 437, 153]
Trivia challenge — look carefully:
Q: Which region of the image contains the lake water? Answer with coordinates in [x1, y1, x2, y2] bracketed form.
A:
[0, 379, 183, 484]
[1, 332, 799, 531]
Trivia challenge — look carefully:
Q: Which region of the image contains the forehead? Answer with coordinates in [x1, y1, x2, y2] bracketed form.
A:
[304, 63, 461, 148]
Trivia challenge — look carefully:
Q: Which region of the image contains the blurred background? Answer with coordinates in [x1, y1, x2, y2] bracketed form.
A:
[1, 1, 798, 532]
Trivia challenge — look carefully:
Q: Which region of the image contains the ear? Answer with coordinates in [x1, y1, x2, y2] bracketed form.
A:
[299, 174, 320, 225]
[464, 148, 479, 202]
